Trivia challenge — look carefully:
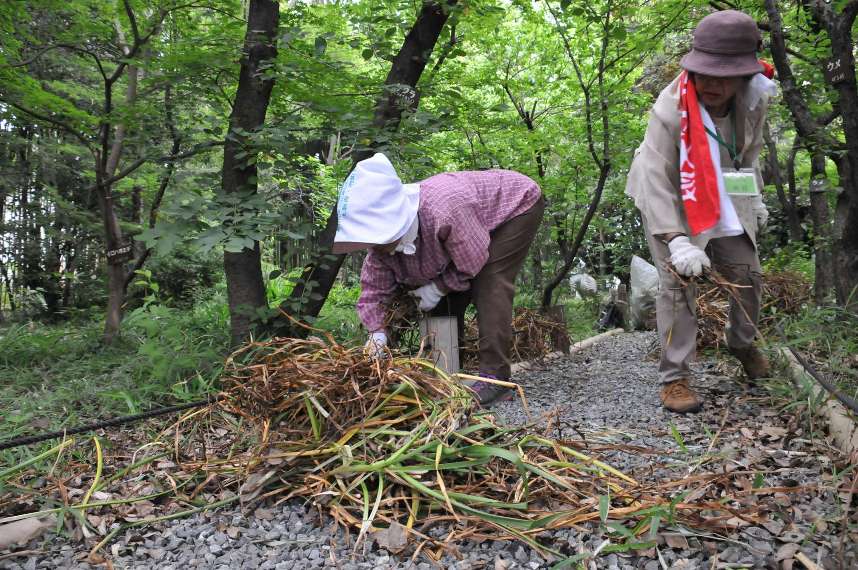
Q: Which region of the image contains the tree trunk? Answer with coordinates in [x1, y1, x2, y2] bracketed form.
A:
[275, 0, 457, 336]
[531, 241, 543, 292]
[767, 0, 858, 306]
[541, 163, 610, 308]
[125, 86, 183, 289]
[763, 122, 803, 242]
[100, 64, 139, 344]
[222, 0, 279, 346]
[540, 1, 613, 308]
[827, 16, 858, 305]
[808, 153, 835, 303]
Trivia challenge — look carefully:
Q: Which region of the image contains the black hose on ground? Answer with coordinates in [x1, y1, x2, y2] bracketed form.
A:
[0, 395, 224, 452]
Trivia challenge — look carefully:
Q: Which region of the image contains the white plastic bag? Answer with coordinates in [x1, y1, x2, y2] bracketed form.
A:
[569, 273, 598, 299]
[629, 255, 659, 330]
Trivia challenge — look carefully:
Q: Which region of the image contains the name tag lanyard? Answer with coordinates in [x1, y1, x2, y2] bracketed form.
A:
[704, 112, 742, 170]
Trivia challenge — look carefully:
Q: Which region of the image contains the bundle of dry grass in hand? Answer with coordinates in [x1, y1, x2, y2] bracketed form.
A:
[664, 268, 812, 350]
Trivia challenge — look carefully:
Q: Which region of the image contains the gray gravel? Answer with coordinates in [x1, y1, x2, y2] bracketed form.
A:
[3, 331, 856, 569]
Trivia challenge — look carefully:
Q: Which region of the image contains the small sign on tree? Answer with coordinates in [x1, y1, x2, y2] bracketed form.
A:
[106, 243, 133, 265]
[825, 57, 848, 85]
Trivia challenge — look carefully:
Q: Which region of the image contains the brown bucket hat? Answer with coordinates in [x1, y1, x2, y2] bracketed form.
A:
[680, 10, 764, 77]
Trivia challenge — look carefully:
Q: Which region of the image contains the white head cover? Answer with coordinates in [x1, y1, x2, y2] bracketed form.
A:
[332, 153, 419, 254]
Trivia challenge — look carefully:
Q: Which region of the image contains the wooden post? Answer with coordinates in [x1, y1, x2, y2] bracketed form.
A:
[419, 316, 460, 374]
[616, 283, 629, 330]
[542, 305, 570, 353]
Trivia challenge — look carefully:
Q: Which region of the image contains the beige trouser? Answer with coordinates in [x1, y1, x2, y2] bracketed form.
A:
[644, 223, 762, 384]
[430, 196, 545, 379]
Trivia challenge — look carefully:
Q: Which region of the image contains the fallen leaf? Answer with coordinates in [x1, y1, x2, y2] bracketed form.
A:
[0, 517, 56, 549]
[254, 507, 275, 521]
[776, 543, 800, 561]
[723, 517, 750, 528]
[762, 518, 785, 536]
[226, 526, 241, 539]
[661, 533, 689, 550]
[371, 521, 409, 553]
[761, 426, 788, 439]
[240, 469, 277, 504]
[777, 529, 804, 543]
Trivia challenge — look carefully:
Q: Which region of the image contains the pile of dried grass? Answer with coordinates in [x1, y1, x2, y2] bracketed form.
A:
[195, 335, 635, 555]
[0, 335, 780, 562]
[461, 307, 569, 368]
[695, 269, 812, 349]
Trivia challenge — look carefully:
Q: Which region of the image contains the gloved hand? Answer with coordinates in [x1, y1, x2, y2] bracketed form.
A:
[364, 331, 388, 358]
[408, 282, 443, 312]
[752, 200, 769, 232]
[668, 235, 711, 277]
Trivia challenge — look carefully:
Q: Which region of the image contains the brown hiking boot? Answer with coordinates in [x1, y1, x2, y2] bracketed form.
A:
[729, 345, 771, 379]
[660, 379, 703, 413]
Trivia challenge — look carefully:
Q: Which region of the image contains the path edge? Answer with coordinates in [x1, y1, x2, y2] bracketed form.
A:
[778, 347, 858, 457]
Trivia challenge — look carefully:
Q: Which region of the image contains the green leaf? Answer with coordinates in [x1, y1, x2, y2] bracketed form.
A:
[601, 541, 656, 554]
[361, 48, 373, 60]
[669, 422, 687, 453]
[598, 493, 610, 523]
[606, 521, 634, 539]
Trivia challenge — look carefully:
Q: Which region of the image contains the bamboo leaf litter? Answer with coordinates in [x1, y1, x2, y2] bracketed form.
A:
[0, 334, 795, 561]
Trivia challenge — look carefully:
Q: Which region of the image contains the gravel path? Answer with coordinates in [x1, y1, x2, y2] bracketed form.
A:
[3, 332, 856, 569]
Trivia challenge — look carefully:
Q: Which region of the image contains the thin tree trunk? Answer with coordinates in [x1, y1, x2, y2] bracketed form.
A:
[222, 0, 279, 346]
[540, 1, 615, 308]
[275, 0, 457, 336]
[808, 153, 835, 303]
[125, 85, 182, 288]
[542, 164, 610, 307]
[100, 64, 138, 344]
[763, 121, 802, 242]
[786, 136, 800, 220]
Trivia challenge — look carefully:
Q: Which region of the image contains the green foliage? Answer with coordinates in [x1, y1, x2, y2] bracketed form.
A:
[0, 289, 229, 443]
[763, 243, 815, 280]
[313, 283, 363, 345]
[134, 247, 222, 308]
[264, 266, 363, 345]
[780, 304, 858, 403]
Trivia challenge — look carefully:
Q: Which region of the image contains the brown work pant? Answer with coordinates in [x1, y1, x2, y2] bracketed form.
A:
[430, 196, 545, 379]
[643, 223, 762, 384]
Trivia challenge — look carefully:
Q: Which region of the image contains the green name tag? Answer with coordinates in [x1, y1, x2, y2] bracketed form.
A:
[723, 168, 759, 196]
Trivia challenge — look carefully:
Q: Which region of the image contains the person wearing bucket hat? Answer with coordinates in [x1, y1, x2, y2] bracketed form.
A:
[625, 10, 778, 413]
[334, 153, 544, 405]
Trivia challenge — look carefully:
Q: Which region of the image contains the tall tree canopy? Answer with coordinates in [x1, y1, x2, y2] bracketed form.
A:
[1, 0, 856, 339]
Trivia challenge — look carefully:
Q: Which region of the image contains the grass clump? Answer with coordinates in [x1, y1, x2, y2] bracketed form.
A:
[0, 291, 230, 452]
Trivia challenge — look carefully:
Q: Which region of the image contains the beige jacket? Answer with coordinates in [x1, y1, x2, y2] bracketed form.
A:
[625, 74, 770, 249]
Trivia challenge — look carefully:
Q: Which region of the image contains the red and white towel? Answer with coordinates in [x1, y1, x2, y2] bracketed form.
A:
[678, 70, 740, 236]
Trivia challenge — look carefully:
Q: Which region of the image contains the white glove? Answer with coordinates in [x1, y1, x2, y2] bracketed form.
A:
[364, 331, 388, 358]
[408, 282, 443, 312]
[667, 235, 711, 277]
[752, 200, 769, 231]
